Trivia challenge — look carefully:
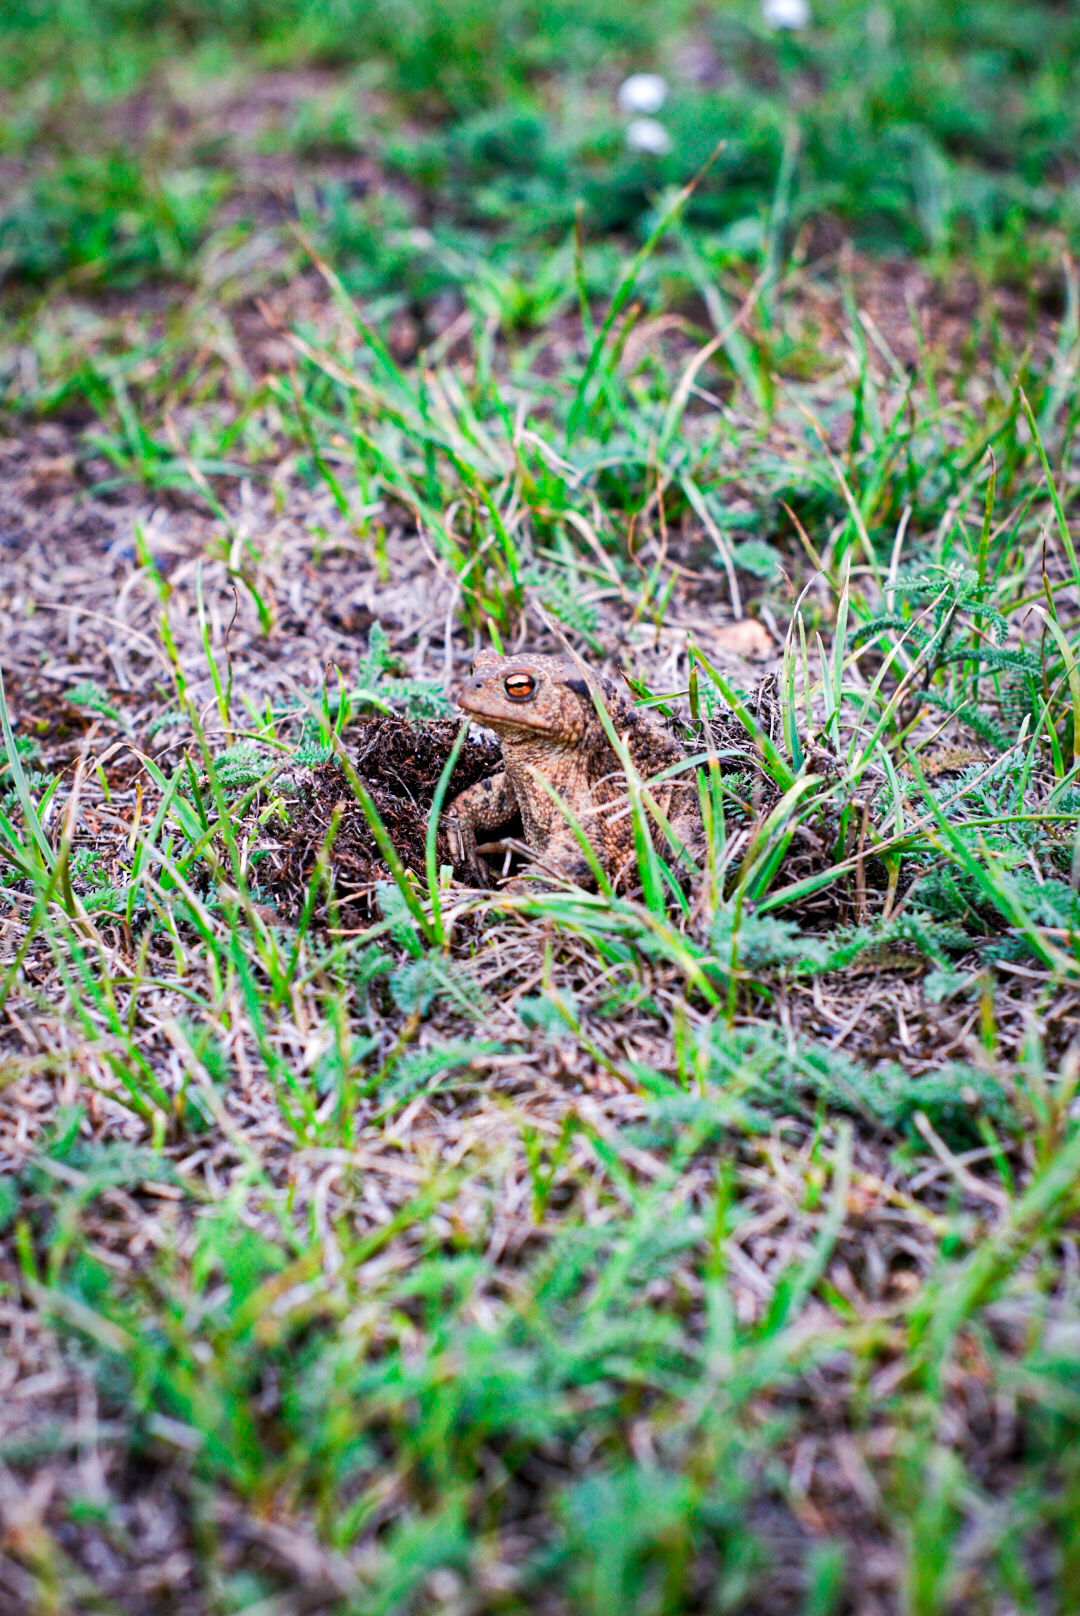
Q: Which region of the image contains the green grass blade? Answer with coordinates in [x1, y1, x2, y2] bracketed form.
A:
[425, 721, 470, 945]
[0, 666, 56, 871]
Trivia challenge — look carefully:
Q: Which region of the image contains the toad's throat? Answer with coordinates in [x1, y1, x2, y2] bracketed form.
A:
[501, 747, 604, 836]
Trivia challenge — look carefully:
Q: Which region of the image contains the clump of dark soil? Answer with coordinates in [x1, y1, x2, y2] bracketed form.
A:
[263, 714, 501, 924]
[353, 714, 500, 803]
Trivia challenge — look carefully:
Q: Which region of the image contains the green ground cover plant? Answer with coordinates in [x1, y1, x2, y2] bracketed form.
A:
[3, 2, 1080, 1612]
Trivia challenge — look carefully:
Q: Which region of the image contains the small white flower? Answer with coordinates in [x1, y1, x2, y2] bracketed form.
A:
[617, 73, 669, 116]
[762, 0, 811, 29]
[625, 117, 672, 157]
[866, 4, 893, 46]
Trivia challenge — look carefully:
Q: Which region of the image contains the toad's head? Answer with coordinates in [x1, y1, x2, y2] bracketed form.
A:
[455, 651, 593, 746]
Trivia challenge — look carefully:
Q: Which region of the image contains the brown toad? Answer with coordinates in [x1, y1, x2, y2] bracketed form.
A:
[445, 651, 703, 888]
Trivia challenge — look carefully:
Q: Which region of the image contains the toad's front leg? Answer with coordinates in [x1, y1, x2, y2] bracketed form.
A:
[444, 771, 519, 886]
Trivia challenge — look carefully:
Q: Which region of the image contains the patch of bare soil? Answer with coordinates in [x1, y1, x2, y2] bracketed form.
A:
[786, 246, 1064, 391]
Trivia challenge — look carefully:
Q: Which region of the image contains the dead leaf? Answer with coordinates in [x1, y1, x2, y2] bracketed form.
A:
[711, 618, 775, 662]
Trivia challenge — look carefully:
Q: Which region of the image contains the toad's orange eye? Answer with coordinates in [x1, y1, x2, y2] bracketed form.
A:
[504, 672, 536, 701]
